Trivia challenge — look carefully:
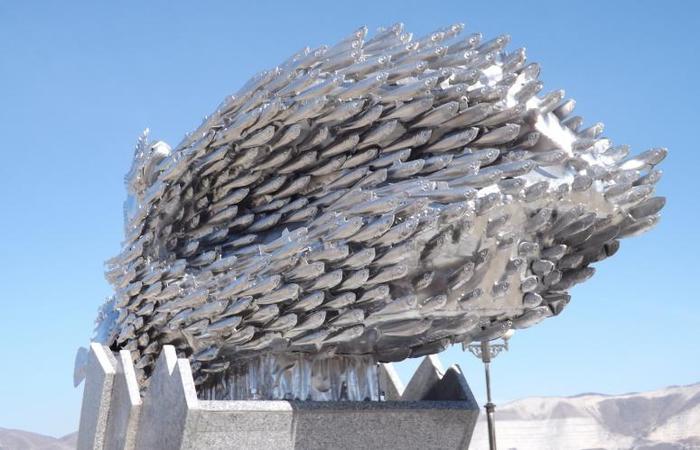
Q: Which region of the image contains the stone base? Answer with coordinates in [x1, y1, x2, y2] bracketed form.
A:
[77, 344, 479, 449]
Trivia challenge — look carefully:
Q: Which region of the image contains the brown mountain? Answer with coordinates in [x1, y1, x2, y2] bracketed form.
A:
[0, 428, 76, 450]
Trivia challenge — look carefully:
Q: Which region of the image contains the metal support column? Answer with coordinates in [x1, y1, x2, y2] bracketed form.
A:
[466, 333, 512, 450]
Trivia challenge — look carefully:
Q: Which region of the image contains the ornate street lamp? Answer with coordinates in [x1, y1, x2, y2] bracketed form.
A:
[465, 330, 514, 450]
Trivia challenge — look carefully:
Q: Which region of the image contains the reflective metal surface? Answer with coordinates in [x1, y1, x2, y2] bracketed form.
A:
[85, 22, 665, 397]
[199, 353, 379, 401]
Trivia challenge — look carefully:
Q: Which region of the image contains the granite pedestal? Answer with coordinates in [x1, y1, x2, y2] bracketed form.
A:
[77, 344, 479, 449]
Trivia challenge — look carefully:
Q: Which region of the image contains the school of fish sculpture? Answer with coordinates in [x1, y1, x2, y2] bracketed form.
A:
[80, 22, 666, 401]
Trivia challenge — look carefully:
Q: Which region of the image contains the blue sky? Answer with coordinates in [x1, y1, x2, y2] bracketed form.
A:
[0, 0, 698, 438]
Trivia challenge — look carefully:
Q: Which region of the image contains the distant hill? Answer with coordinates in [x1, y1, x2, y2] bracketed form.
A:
[0, 428, 75, 450]
[2, 383, 698, 449]
[470, 382, 700, 450]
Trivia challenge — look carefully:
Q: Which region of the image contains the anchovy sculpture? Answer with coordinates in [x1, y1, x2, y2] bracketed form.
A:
[82, 23, 665, 401]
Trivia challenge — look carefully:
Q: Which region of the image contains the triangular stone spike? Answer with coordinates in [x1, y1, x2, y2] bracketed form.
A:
[378, 363, 404, 400]
[425, 364, 481, 449]
[423, 364, 478, 403]
[401, 354, 445, 401]
[152, 344, 178, 377]
[77, 343, 117, 450]
[135, 346, 198, 450]
[104, 350, 142, 450]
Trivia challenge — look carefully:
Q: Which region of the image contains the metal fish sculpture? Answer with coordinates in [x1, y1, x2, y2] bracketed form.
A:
[78, 22, 665, 401]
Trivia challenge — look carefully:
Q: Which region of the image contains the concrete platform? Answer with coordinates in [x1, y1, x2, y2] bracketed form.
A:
[77, 344, 479, 449]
